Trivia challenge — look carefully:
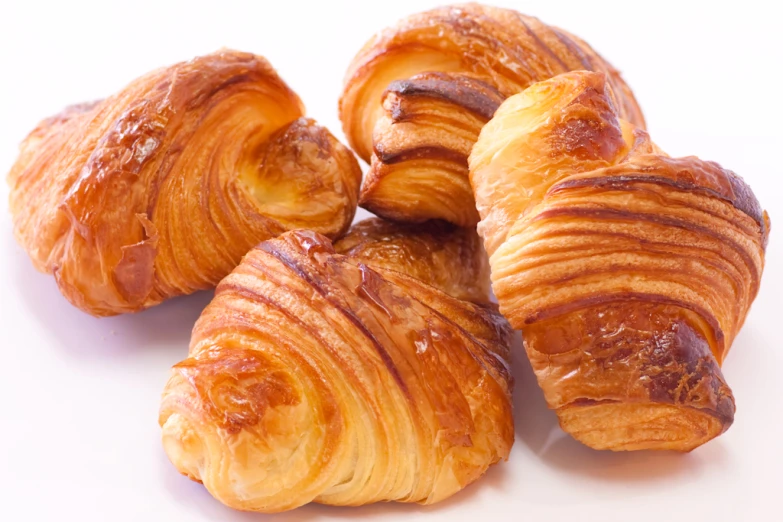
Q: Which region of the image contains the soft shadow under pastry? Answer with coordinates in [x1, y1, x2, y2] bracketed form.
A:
[159, 221, 513, 512]
[470, 71, 769, 451]
[7, 50, 361, 316]
[339, 3, 645, 226]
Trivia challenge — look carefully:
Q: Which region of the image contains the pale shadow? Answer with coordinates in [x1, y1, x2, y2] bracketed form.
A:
[538, 433, 729, 483]
[9, 235, 212, 360]
[509, 332, 561, 456]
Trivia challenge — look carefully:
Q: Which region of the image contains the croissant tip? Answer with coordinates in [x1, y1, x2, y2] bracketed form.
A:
[161, 413, 206, 484]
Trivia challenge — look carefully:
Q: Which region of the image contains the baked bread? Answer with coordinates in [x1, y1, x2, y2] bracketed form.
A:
[7, 50, 361, 316]
[470, 71, 769, 451]
[339, 3, 644, 226]
[159, 222, 514, 512]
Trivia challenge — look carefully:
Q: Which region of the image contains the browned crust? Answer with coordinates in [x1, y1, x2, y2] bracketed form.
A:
[385, 72, 505, 121]
[174, 347, 302, 435]
[524, 302, 735, 450]
[342, 4, 644, 121]
[550, 156, 768, 242]
[257, 236, 410, 395]
[548, 79, 626, 162]
[373, 144, 469, 166]
[529, 205, 761, 298]
[334, 217, 492, 304]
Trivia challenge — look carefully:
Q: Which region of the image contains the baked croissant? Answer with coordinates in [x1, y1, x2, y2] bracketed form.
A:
[339, 3, 644, 226]
[159, 222, 514, 512]
[7, 50, 361, 316]
[470, 71, 769, 451]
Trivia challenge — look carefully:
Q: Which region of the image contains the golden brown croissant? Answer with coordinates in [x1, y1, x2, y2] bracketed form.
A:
[159, 223, 514, 512]
[7, 50, 361, 316]
[470, 71, 769, 451]
[339, 3, 644, 226]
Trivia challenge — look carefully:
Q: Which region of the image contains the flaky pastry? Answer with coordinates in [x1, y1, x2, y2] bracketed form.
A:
[334, 217, 490, 304]
[470, 71, 769, 451]
[159, 222, 514, 512]
[340, 3, 644, 226]
[7, 50, 361, 316]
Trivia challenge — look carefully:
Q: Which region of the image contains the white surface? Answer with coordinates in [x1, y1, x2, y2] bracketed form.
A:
[0, 1, 781, 520]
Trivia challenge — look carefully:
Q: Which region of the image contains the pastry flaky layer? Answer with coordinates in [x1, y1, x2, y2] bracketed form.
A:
[159, 224, 514, 512]
[7, 50, 361, 316]
[334, 217, 491, 304]
[470, 71, 769, 451]
[339, 2, 645, 226]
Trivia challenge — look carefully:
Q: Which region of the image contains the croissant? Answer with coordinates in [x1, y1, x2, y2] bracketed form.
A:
[7, 50, 361, 316]
[469, 71, 769, 451]
[159, 222, 514, 512]
[339, 3, 644, 226]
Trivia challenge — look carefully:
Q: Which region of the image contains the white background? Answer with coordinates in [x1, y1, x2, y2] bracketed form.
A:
[1, 1, 781, 520]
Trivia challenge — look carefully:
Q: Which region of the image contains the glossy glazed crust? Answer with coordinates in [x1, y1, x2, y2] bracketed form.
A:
[470, 71, 769, 451]
[159, 230, 513, 512]
[334, 217, 491, 304]
[339, 3, 645, 226]
[7, 50, 361, 316]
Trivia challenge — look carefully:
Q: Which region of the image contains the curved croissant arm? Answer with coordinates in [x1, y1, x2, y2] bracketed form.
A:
[334, 217, 491, 304]
[470, 71, 769, 451]
[159, 227, 513, 512]
[339, 3, 644, 226]
[7, 50, 361, 316]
